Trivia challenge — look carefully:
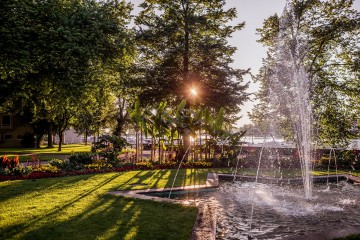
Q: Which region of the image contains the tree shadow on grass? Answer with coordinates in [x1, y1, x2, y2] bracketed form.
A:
[0, 173, 127, 239]
[163, 168, 208, 189]
[148, 170, 175, 189]
[0, 169, 203, 240]
[5, 195, 198, 240]
[114, 169, 176, 190]
[0, 174, 96, 204]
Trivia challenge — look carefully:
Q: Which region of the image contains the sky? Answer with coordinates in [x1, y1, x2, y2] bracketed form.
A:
[129, 0, 360, 127]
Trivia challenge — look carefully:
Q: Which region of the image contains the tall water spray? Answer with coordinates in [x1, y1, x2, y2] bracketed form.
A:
[269, 1, 313, 199]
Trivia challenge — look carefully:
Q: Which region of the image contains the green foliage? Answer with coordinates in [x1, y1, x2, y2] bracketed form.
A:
[49, 153, 94, 171]
[32, 164, 58, 173]
[0, 0, 134, 148]
[68, 153, 93, 165]
[251, 0, 360, 145]
[3, 165, 33, 176]
[93, 135, 129, 152]
[100, 151, 122, 167]
[135, 0, 249, 117]
[91, 135, 130, 166]
[316, 150, 360, 170]
[49, 159, 68, 169]
[49, 158, 81, 171]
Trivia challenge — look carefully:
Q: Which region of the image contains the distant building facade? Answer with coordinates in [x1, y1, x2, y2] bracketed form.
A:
[53, 128, 83, 144]
[0, 113, 34, 148]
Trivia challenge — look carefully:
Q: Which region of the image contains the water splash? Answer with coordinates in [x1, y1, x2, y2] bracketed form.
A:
[327, 148, 339, 187]
[269, 1, 314, 199]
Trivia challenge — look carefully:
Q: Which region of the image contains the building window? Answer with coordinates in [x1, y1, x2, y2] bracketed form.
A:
[17, 135, 24, 140]
[4, 134, 13, 140]
[1, 115, 12, 128]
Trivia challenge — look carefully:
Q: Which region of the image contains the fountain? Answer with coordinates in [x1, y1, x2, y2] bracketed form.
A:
[146, 1, 360, 238]
[170, 179, 360, 240]
[111, 1, 360, 239]
[266, 0, 315, 199]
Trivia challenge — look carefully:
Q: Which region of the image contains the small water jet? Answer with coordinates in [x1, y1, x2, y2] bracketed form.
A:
[168, 143, 192, 198]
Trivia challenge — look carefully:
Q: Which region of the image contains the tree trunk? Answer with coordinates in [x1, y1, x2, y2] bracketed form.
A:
[114, 117, 123, 137]
[170, 135, 174, 162]
[199, 129, 202, 161]
[151, 137, 154, 161]
[140, 130, 143, 162]
[205, 133, 208, 161]
[114, 98, 129, 137]
[183, 134, 190, 162]
[84, 132, 88, 146]
[57, 112, 71, 152]
[135, 130, 139, 162]
[47, 122, 53, 148]
[58, 131, 63, 152]
[180, 2, 191, 162]
[158, 137, 161, 164]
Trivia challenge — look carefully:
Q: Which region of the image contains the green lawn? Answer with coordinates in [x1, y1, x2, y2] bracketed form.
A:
[0, 144, 91, 162]
[0, 168, 214, 240]
[1, 168, 359, 239]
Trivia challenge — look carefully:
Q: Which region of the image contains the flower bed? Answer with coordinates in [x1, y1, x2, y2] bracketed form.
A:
[0, 160, 219, 181]
[0, 153, 224, 181]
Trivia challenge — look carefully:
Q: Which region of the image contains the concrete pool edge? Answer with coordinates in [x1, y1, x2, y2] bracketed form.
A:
[108, 172, 219, 240]
[108, 172, 219, 203]
[218, 173, 360, 185]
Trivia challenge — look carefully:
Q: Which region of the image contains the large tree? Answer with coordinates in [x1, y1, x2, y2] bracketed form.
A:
[135, 0, 249, 116]
[250, 0, 360, 147]
[0, 0, 134, 149]
[135, 0, 250, 157]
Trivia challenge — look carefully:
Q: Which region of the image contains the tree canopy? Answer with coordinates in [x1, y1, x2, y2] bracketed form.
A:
[250, 0, 360, 147]
[134, 0, 250, 121]
[0, 0, 134, 148]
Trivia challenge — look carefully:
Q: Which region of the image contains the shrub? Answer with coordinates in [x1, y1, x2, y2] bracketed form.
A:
[12, 165, 33, 176]
[99, 151, 121, 167]
[92, 135, 129, 152]
[316, 150, 360, 170]
[36, 164, 59, 173]
[68, 153, 93, 165]
[0, 165, 32, 176]
[0, 167, 11, 176]
[49, 159, 66, 169]
[49, 159, 79, 171]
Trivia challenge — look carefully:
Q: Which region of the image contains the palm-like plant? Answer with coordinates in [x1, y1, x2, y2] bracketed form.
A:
[128, 98, 242, 163]
[153, 102, 169, 163]
[203, 107, 228, 159]
[128, 100, 143, 162]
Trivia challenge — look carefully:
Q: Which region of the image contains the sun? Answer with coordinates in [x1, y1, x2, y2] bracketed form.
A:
[190, 88, 197, 96]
